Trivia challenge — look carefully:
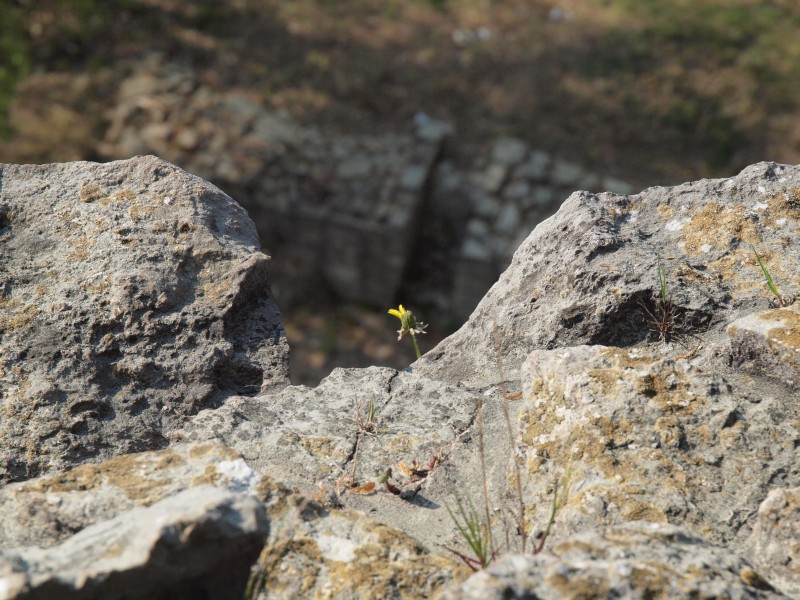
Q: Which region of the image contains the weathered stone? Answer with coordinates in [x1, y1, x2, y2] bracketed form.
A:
[514, 150, 551, 180]
[175, 366, 481, 551]
[477, 164, 508, 194]
[440, 522, 786, 600]
[417, 162, 800, 389]
[728, 303, 800, 389]
[516, 345, 799, 548]
[0, 156, 289, 483]
[551, 159, 585, 186]
[745, 488, 800, 598]
[494, 203, 520, 235]
[0, 486, 269, 600]
[0, 442, 254, 549]
[490, 137, 528, 166]
[247, 496, 469, 600]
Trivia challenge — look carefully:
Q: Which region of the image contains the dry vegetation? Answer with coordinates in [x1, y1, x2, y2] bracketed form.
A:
[2, 0, 800, 184]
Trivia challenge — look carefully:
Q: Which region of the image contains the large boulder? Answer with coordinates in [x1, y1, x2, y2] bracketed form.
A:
[415, 162, 800, 388]
[0, 485, 269, 600]
[2, 158, 799, 599]
[0, 156, 289, 484]
[0, 444, 467, 600]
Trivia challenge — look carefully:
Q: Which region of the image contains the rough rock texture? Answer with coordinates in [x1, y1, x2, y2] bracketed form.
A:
[515, 345, 798, 548]
[729, 303, 800, 389]
[0, 444, 468, 600]
[745, 488, 800, 598]
[0, 442, 255, 549]
[247, 495, 469, 600]
[176, 366, 482, 550]
[2, 159, 799, 599]
[0, 485, 269, 600]
[415, 162, 800, 388]
[440, 522, 786, 600]
[0, 156, 289, 484]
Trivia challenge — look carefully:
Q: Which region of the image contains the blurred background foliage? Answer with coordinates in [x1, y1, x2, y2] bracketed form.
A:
[1, 0, 799, 180]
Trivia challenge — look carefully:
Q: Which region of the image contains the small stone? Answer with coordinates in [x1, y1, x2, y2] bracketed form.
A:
[495, 203, 520, 235]
[504, 179, 530, 200]
[478, 164, 508, 193]
[551, 159, 585, 187]
[515, 150, 551, 180]
[491, 137, 528, 166]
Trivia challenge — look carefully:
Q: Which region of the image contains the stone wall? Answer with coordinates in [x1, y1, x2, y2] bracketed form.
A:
[97, 55, 634, 319]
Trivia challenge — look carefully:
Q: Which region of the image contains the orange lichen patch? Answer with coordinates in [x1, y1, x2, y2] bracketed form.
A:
[763, 188, 800, 224]
[657, 204, 674, 220]
[128, 203, 156, 221]
[636, 361, 702, 415]
[0, 303, 38, 333]
[98, 189, 136, 206]
[17, 450, 182, 502]
[598, 347, 655, 369]
[299, 436, 348, 460]
[79, 182, 105, 203]
[17, 444, 244, 503]
[251, 519, 468, 599]
[762, 307, 800, 355]
[680, 201, 761, 256]
[385, 434, 413, 453]
[66, 233, 98, 261]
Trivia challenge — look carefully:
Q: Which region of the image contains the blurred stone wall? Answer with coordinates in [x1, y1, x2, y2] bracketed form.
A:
[81, 55, 633, 320]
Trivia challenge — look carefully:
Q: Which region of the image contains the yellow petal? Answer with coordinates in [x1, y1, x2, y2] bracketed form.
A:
[388, 309, 402, 318]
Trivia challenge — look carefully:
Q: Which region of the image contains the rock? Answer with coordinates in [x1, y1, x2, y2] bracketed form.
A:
[728, 303, 800, 389]
[516, 345, 799, 548]
[745, 488, 800, 598]
[440, 522, 786, 599]
[490, 137, 528, 167]
[0, 441, 468, 600]
[175, 366, 482, 551]
[247, 496, 469, 599]
[0, 442, 255, 549]
[416, 162, 800, 388]
[550, 159, 585, 187]
[0, 486, 269, 600]
[0, 156, 289, 483]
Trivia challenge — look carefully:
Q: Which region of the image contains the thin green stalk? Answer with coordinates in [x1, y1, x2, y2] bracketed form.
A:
[751, 244, 783, 303]
[410, 334, 421, 360]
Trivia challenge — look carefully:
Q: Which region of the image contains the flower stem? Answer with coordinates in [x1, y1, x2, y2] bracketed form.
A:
[410, 334, 422, 360]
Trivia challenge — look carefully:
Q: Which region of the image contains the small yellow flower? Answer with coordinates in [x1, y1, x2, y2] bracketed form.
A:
[388, 304, 427, 359]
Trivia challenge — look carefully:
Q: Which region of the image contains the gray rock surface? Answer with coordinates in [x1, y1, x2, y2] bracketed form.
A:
[0, 442, 254, 549]
[745, 488, 800, 598]
[439, 522, 786, 599]
[416, 162, 800, 388]
[0, 444, 468, 600]
[176, 366, 482, 550]
[247, 495, 468, 599]
[0, 156, 289, 483]
[728, 304, 800, 389]
[2, 158, 799, 599]
[0, 485, 268, 600]
[516, 345, 798, 548]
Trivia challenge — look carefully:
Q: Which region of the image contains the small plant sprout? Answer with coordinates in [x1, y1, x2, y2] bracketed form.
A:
[751, 244, 793, 306]
[533, 469, 571, 554]
[640, 255, 675, 342]
[351, 398, 378, 435]
[387, 304, 427, 360]
[446, 496, 491, 571]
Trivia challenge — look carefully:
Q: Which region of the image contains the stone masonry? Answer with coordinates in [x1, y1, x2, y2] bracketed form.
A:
[97, 55, 634, 319]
